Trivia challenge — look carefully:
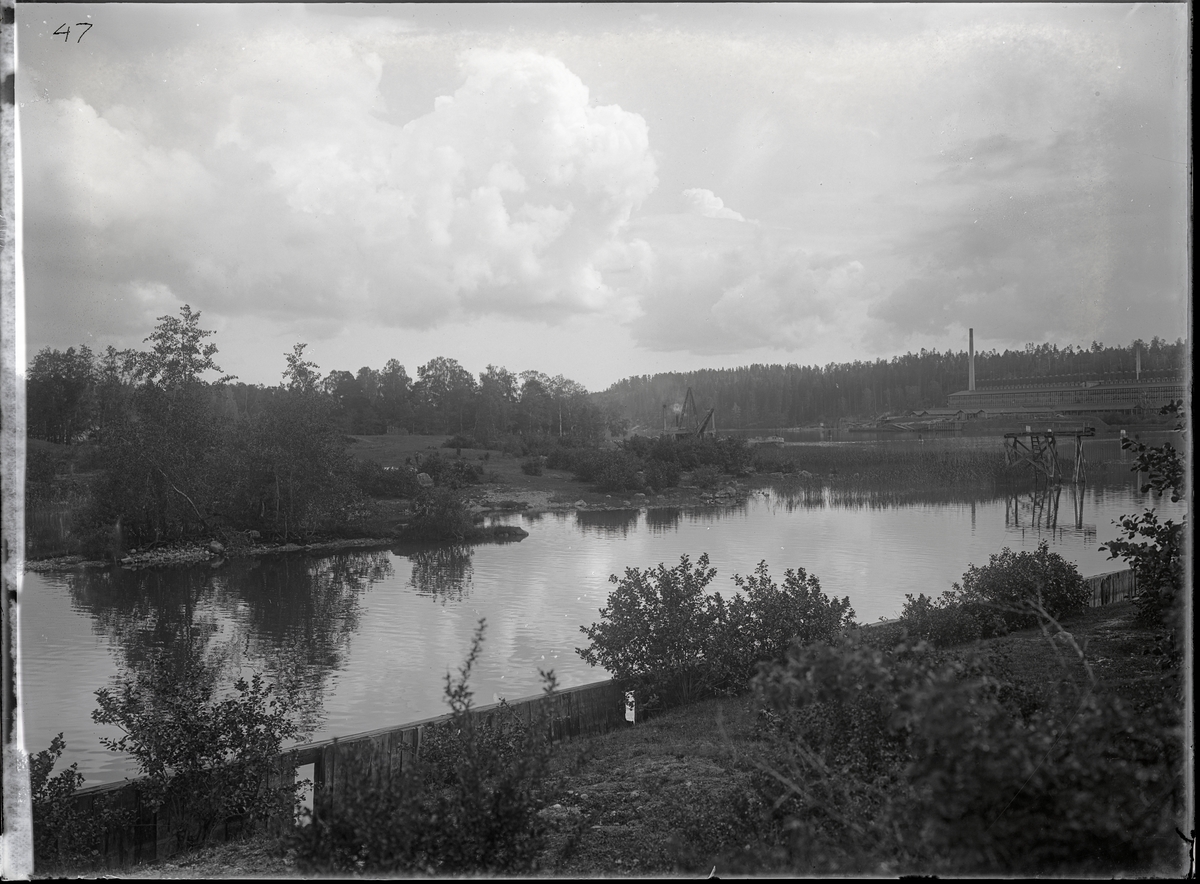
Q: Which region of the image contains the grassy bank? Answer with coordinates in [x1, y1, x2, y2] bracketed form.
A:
[103, 599, 1185, 879]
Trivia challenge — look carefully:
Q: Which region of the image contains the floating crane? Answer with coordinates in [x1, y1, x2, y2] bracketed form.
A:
[662, 387, 716, 438]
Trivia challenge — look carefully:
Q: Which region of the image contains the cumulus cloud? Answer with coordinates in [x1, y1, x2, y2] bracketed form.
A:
[626, 214, 866, 354]
[682, 188, 747, 221]
[24, 42, 659, 341]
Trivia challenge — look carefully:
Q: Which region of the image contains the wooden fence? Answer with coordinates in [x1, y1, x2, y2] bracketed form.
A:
[1086, 568, 1137, 607]
[67, 678, 628, 870]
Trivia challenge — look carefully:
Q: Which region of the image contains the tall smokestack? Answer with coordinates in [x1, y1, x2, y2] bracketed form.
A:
[969, 328, 976, 391]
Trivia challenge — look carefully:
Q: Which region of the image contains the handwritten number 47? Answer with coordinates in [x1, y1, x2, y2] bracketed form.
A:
[54, 23, 93, 43]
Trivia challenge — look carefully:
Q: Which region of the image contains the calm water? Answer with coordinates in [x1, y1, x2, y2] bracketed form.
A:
[19, 468, 1184, 786]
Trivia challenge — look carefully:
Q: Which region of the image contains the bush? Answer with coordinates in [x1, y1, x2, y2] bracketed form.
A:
[692, 464, 721, 489]
[593, 451, 642, 492]
[520, 457, 544, 476]
[907, 670, 1181, 874]
[577, 554, 855, 710]
[286, 621, 557, 875]
[352, 458, 420, 499]
[958, 541, 1088, 621]
[29, 734, 131, 872]
[707, 563, 855, 694]
[419, 451, 484, 488]
[402, 486, 475, 541]
[750, 629, 1183, 875]
[897, 590, 1005, 647]
[898, 541, 1087, 647]
[578, 555, 718, 709]
[643, 457, 681, 490]
[91, 656, 302, 853]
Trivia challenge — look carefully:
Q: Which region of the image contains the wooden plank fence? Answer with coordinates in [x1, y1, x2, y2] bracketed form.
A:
[1086, 567, 1137, 607]
[67, 677, 628, 871]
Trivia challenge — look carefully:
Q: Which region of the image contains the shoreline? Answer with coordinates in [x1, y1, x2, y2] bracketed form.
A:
[23, 481, 765, 573]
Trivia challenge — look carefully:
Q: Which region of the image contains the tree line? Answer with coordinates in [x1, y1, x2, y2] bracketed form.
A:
[27, 323, 620, 448]
[595, 337, 1186, 430]
[26, 305, 618, 551]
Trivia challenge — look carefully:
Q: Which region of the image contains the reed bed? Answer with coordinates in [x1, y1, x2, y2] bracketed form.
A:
[752, 442, 1009, 487]
[752, 442, 1110, 490]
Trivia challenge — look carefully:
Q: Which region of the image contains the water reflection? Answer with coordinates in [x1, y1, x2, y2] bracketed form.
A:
[405, 544, 474, 602]
[575, 509, 641, 536]
[62, 551, 393, 735]
[1003, 484, 1095, 541]
[684, 500, 749, 521]
[645, 507, 683, 534]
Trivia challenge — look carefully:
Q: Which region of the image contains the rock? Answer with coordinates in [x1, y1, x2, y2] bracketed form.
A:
[416, 472, 434, 487]
[207, 541, 225, 555]
[574, 499, 587, 507]
[247, 530, 261, 539]
[633, 492, 647, 499]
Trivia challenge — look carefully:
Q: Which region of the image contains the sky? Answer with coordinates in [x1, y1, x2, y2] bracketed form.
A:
[16, 3, 1191, 392]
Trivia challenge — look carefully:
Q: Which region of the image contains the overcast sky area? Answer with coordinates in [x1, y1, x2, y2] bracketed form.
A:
[17, 3, 1190, 391]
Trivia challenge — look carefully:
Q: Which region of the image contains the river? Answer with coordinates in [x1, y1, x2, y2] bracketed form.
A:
[18, 443, 1185, 786]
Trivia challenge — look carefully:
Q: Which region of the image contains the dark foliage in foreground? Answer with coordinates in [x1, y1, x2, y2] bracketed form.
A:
[285, 621, 557, 875]
[751, 627, 1184, 875]
[28, 734, 132, 873]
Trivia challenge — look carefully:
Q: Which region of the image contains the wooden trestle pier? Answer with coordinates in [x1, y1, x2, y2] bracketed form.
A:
[1003, 426, 1094, 483]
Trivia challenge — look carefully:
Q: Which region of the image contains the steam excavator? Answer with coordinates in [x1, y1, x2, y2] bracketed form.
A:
[661, 387, 716, 438]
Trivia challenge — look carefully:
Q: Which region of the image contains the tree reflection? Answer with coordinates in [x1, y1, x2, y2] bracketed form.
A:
[644, 507, 682, 534]
[406, 544, 474, 602]
[63, 550, 393, 737]
[574, 509, 640, 536]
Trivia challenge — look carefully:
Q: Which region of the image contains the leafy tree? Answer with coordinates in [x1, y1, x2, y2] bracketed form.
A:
[282, 343, 321, 394]
[377, 359, 413, 431]
[415, 356, 478, 433]
[475, 364, 518, 444]
[136, 304, 234, 390]
[26, 345, 96, 444]
[1101, 401, 1187, 656]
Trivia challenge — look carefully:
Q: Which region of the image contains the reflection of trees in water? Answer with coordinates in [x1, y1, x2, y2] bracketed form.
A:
[64, 550, 393, 737]
[765, 478, 1014, 512]
[521, 511, 545, 525]
[644, 507, 683, 534]
[65, 567, 229, 677]
[574, 509, 640, 536]
[407, 544, 474, 602]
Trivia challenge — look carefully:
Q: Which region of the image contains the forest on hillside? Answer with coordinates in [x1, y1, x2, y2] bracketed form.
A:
[596, 338, 1187, 430]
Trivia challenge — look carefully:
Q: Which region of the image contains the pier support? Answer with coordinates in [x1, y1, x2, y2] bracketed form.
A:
[1004, 429, 1091, 484]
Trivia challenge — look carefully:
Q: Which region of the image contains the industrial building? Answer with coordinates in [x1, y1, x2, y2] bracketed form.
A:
[947, 328, 1186, 416]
